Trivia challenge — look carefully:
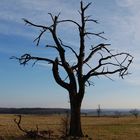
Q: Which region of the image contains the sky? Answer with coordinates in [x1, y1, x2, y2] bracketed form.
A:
[0, 0, 140, 109]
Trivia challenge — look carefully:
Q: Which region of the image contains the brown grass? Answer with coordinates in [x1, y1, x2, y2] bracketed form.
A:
[0, 114, 140, 139]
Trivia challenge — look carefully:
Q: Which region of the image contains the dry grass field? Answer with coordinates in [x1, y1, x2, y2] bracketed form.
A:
[0, 114, 140, 139]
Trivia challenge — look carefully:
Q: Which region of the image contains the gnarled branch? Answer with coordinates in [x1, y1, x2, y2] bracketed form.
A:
[57, 20, 81, 28]
[33, 29, 46, 46]
[22, 18, 52, 30]
[14, 115, 27, 133]
[52, 58, 70, 90]
[11, 54, 55, 66]
[59, 38, 79, 59]
[84, 52, 133, 81]
[14, 115, 40, 138]
[84, 32, 107, 40]
[84, 43, 111, 63]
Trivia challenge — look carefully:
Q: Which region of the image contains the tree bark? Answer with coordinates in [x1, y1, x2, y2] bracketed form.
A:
[69, 94, 83, 137]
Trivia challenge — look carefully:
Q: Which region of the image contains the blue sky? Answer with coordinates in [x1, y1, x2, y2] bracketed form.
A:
[0, 0, 140, 109]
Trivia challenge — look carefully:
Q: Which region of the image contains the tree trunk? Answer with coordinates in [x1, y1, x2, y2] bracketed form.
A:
[69, 95, 83, 137]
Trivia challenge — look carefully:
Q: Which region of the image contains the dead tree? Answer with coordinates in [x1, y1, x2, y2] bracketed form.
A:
[12, 1, 133, 137]
[130, 109, 139, 118]
[59, 111, 70, 138]
[14, 115, 39, 138]
[14, 115, 54, 138]
[97, 104, 101, 117]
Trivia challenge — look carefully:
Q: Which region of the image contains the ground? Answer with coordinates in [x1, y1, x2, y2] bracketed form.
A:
[0, 114, 139, 139]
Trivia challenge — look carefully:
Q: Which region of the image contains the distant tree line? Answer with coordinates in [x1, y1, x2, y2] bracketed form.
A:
[0, 108, 69, 115]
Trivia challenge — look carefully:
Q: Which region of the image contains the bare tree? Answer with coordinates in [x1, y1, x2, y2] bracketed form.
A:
[114, 111, 122, 118]
[97, 104, 101, 117]
[12, 1, 133, 137]
[130, 109, 139, 118]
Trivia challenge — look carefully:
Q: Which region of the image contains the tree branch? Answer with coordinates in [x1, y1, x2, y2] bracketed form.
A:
[59, 38, 79, 59]
[57, 20, 81, 28]
[84, 32, 107, 40]
[52, 58, 70, 90]
[85, 19, 98, 24]
[22, 18, 52, 30]
[81, 1, 92, 11]
[14, 115, 27, 133]
[84, 52, 133, 81]
[46, 44, 58, 51]
[33, 29, 46, 46]
[23, 16, 76, 87]
[48, 16, 78, 92]
[84, 43, 111, 63]
[11, 54, 55, 66]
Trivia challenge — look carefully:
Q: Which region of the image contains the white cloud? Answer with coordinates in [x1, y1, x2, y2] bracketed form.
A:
[37, 62, 51, 68]
[0, 0, 80, 38]
[126, 76, 140, 86]
[109, 0, 140, 49]
[116, 0, 140, 7]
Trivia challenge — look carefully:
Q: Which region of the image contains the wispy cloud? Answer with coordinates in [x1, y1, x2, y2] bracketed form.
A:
[114, 0, 140, 48]
[126, 76, 140, 86]
[1, 0, 139, 84]
[0, 0, 81, 38]
[37, 62, 51, 68]
[97, 0, 139, 86]
[116, 0, 139, 7]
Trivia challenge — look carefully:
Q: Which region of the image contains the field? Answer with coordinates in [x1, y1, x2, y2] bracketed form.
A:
[0, 114, 140, 139]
